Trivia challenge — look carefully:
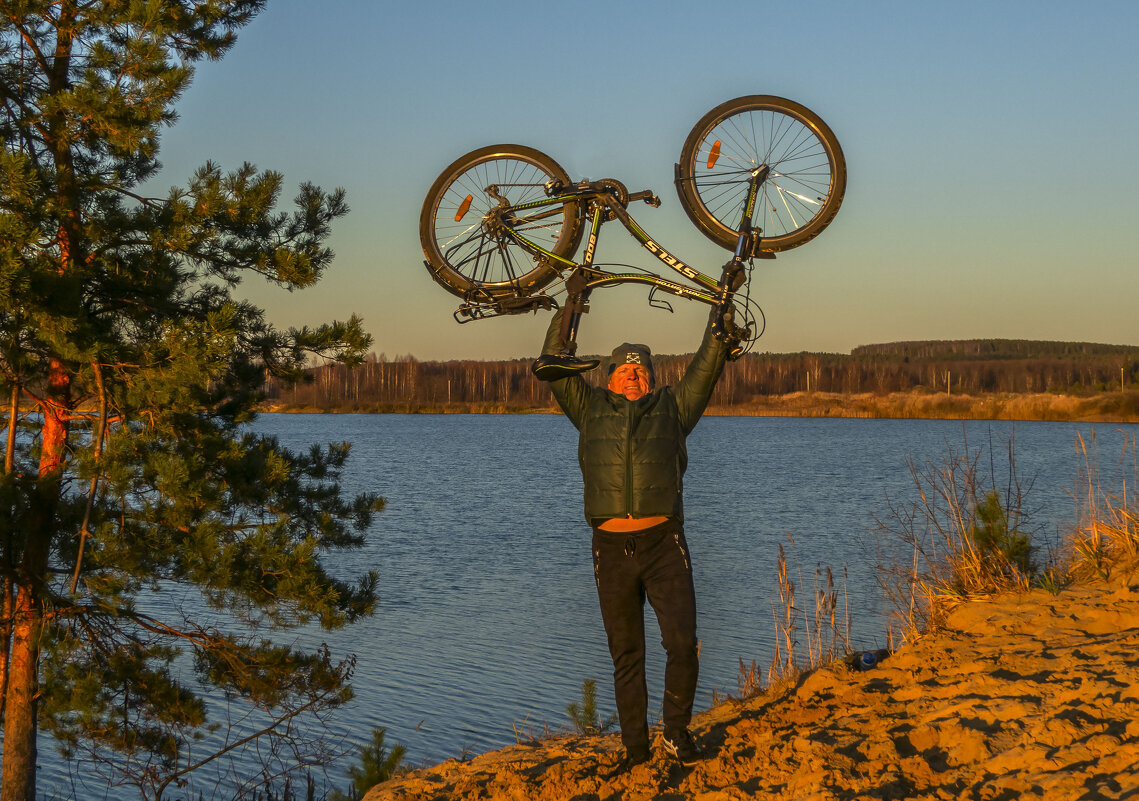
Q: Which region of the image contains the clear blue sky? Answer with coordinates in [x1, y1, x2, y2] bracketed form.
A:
[153, 0, 1139, 361]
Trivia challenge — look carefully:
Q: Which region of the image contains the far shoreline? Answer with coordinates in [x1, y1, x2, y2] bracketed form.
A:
[259, 389, 1139, 424]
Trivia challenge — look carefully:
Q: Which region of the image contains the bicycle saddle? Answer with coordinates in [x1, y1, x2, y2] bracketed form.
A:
[531, 354, 601, 382]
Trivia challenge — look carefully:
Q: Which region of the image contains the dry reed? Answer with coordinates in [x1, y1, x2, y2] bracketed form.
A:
[764, 537, 851, 692]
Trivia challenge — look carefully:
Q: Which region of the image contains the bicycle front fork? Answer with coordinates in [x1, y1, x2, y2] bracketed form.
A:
[710, 233, 749, 343]
[711, 223, 767, 358]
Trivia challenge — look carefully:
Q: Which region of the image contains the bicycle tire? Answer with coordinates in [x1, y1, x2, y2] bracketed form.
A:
[420, 145, 584, 300]
[676, 96, 845, 253]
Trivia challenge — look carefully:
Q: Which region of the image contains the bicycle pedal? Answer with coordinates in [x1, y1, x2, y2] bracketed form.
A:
[531, 354, 601, 381]
[496, 295, 555, 315]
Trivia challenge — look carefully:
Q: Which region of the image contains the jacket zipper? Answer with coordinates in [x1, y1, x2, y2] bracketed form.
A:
[624, 400, 634, 516]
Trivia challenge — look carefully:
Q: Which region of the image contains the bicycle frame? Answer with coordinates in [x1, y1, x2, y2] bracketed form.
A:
[477, 168, 770, 361]
[498, 183, 718, 298]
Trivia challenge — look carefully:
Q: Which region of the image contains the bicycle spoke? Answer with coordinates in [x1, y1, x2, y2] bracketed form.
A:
[437, 218, 485, 254]
[497, 241, 523, 286]
[446, 231, 495, 275]
[772, 185, 821, 207]
[774, 184, 802, 230]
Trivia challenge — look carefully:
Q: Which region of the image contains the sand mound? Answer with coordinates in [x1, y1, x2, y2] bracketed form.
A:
[364, 569, 1139, 800]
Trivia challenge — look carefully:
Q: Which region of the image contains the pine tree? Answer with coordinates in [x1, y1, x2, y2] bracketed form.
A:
[0, 3, 378, 798]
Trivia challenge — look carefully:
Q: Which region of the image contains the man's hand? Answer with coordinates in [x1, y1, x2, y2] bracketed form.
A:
[713, 305, 750, 360]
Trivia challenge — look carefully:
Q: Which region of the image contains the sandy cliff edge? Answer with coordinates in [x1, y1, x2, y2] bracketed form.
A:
[364, 569, 1139, 801]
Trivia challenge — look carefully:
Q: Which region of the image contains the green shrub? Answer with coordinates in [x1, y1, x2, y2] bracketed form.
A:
[967, 489, 1035, 579]
[329, 727, 406, 801]
[566, 679, 617, 735]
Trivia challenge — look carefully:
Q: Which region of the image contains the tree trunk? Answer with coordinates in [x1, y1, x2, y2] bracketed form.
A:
[1, 489, 54, 801]
[3, 6, 81, 790]
[1, 362, 69, 801]
[0, 587, 43, 801]
[0, 578, 11, 725]
[1, 489, 61, 801]
[1, 383, 17, 722]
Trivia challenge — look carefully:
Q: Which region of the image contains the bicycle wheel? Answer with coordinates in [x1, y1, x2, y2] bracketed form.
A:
[420, 145, 584, 300]
[676, 96, 845, 253]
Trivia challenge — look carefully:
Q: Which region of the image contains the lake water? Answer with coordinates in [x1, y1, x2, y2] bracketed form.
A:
[34, 413, 1139, 798]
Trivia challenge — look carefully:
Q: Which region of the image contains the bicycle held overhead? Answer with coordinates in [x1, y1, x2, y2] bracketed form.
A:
[419, 95, 846, 380]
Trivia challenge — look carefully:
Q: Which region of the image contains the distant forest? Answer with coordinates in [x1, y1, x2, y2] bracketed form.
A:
[262, 339, 1139, 412]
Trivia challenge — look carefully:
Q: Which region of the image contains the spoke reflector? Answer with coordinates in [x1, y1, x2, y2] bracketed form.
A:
[706, 140, 721, 169]
[454, 195, 473, 222]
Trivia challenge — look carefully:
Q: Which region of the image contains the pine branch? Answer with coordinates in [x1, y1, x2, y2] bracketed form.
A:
[71, 359, 108, 593]
[153, 692, 330, 801]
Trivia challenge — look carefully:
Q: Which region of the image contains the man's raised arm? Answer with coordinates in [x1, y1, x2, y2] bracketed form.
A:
[673, 309, 731, 433]
[539, 308, 592, 428]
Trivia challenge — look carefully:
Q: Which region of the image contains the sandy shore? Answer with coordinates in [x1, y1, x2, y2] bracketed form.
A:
[363, 567, 1139, 800]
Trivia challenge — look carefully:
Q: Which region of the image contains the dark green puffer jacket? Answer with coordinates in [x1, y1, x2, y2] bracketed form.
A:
[543, 309, 729, 525]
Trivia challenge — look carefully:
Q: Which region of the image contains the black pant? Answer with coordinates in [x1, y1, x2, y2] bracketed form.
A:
[591, 519, 698, 755]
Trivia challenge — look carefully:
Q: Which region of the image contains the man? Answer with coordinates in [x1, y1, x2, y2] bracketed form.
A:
[537, 307, 730, 771]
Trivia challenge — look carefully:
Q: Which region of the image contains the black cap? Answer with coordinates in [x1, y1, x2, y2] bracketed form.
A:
[608, 343, 654, 379]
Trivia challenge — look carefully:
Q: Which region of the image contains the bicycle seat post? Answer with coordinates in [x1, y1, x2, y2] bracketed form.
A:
[532, 268, 601, 382]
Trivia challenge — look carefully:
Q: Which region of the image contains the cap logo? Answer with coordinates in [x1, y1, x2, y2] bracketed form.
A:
[625, 353, 641, 364]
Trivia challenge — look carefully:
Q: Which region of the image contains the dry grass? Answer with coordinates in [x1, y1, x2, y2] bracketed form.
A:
[874, 427, 1139, 649]
[711, 390, 1139, 423]
[874, 431, 1039, 644]
[264, 389, 1139, 422]
[1069, 431, 1139, 581]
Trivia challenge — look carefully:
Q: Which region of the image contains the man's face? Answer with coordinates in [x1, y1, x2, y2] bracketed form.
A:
[608, 363, 653, 401]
